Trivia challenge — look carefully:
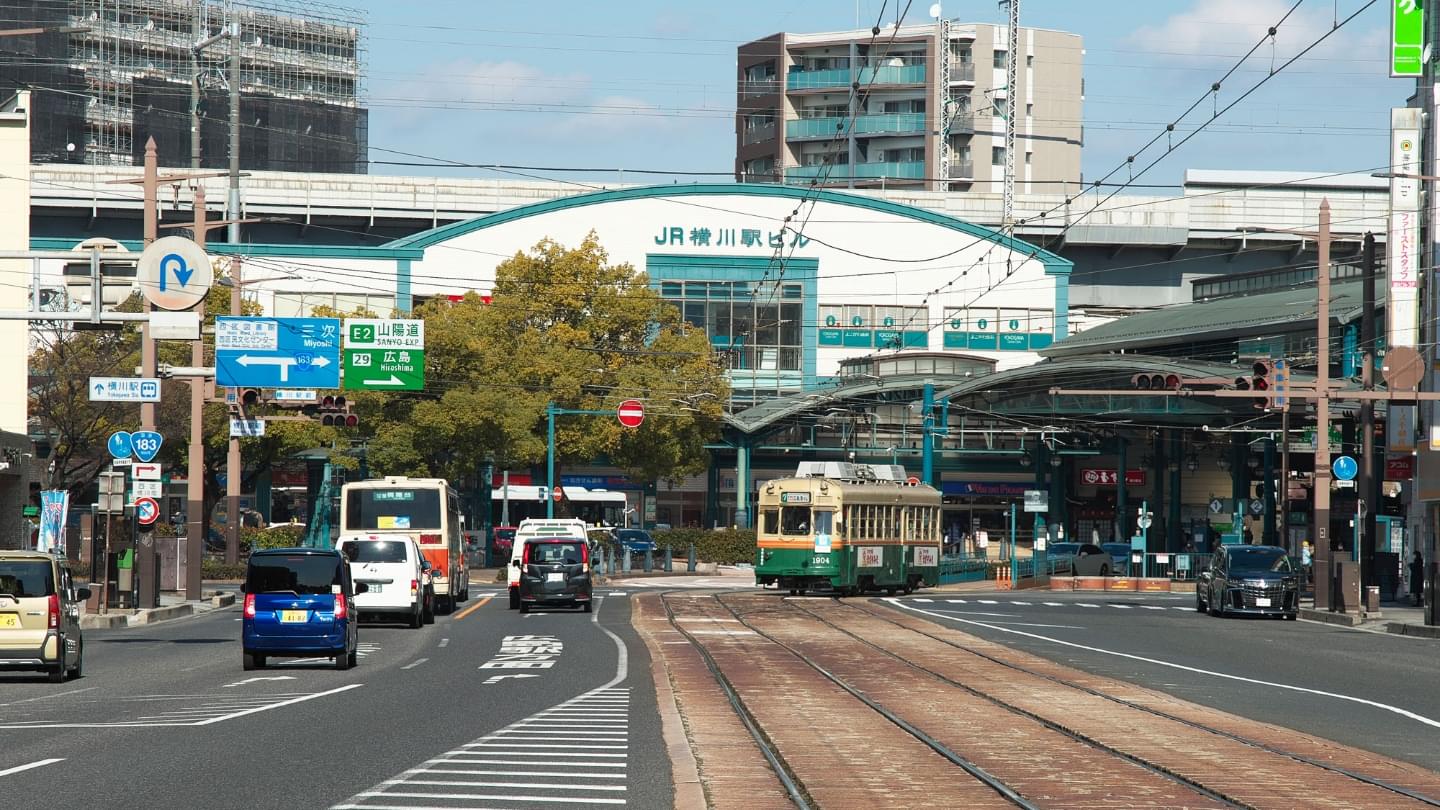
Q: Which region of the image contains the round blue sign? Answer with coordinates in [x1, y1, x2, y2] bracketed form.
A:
[1332, 455, 1358, 482]
[107, 431, 133, 460]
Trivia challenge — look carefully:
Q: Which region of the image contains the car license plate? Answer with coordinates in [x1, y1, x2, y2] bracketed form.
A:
[546, 572, 565, 583]
[1255, 597, 1271, 607]
[368, 583, 383, 593]
[280, 610, 308, 623]
[0, 614, 16, 628]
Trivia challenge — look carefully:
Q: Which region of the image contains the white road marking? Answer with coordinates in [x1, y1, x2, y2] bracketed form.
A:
[222, 676, 296, 688]
[888, 599, 1440, 731]
[977, 599, 998, 605]
[1141, 605, 1168, 610]
[1077, 603, 1100, 608]
[1043, 602, 1064, 607]
[933, 610, 1022, 618]
[608, 591, 627, 596]
[482, 674, 539, 685]
[0, 758, 64, 777]
[1010, 601, 1032, 605]
[333, 593, 633, 810]
[438, 638, 449, 648]
[1110, 604, 1133, 609]
[1173, 606, 1193, 611]
[911, 598, 933, 603]
[401, 658, 428, 670]
[947, 599, 969, 604]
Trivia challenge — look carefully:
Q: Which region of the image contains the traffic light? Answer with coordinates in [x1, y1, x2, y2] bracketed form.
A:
[319, 395, 358, 428]
[1250, 360, 1273, 408]
[1131, 372, 1181, 391]
[239, 388, 261, 408]
[1271, 358, 1288, 410]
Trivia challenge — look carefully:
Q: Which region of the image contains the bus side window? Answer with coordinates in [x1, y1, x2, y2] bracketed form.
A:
[761, 510, 779, 535]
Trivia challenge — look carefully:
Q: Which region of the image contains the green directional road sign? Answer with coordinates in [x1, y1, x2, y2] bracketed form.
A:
[1392, 0, 1425, 77]
[343, 348, 425, 391]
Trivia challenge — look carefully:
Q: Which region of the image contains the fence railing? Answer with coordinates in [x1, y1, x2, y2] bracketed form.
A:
[938, 552, 990, 585]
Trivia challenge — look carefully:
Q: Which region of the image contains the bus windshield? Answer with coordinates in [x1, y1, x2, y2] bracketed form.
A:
[345, 488, 442, 531]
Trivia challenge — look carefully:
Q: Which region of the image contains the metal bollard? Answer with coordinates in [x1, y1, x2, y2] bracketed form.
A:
[623, 547, 632, 573]
[687, 543, 697, 573]
[664, 547, 673, 573]
[605, 546, 615, 576]
[643, 548, 653, 573]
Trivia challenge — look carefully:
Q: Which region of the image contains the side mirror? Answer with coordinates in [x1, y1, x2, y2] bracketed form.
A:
[76, 587, 92, 601]
[512, 559, 521, 568]
[421, 560, 432, 571]
[354, 582, 370, 595]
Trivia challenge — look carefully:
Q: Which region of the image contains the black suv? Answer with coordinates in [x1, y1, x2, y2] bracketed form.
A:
[1197, 544, 1298, 620]
[515, 539, 592, 614]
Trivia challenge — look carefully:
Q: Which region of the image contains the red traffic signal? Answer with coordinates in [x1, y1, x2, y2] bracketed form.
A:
[1132, 372, 1182, 391]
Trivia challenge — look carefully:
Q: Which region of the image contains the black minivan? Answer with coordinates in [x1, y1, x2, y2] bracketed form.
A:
[515, 539, 592, 614]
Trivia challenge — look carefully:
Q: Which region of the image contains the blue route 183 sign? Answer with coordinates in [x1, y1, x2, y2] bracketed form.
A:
[215, 317, 342, 389]
[1332, 455, 1358, 482]
[131, 430, 163, 463]
[106, 431, 133, 460]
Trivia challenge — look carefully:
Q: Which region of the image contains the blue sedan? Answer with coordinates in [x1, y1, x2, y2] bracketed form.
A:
[614, 529, 656, 555]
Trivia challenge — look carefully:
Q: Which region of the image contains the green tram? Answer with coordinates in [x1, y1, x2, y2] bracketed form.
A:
[754, 463, 942, 595]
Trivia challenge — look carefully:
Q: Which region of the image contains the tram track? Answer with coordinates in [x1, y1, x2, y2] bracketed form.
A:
[855, 597, 1440, 809]
[660, 590, 1440, 809]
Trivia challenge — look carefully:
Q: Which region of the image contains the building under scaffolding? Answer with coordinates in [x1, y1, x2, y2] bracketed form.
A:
[0, 0, 367, 172]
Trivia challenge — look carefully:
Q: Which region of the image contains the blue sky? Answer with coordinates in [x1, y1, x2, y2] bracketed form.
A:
[357, 0, 1398, 188]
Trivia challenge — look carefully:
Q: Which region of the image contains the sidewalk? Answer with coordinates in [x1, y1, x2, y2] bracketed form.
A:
[1298, 594, 1440, 638]
[80, 588, 237, 630]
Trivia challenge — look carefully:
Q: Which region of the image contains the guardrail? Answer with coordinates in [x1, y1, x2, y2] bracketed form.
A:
[1132, 552, 1210, 580]
[938, 553, 990, 585]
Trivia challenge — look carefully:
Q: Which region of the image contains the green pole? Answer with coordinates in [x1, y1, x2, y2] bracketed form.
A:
[546, 402, 556, 519]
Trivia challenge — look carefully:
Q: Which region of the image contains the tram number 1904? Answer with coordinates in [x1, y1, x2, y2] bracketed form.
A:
[811, 555, 832, 567]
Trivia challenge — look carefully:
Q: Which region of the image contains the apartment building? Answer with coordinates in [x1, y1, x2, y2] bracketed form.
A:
[736, 22, 1082, 194]
[0, 0, 367, 172]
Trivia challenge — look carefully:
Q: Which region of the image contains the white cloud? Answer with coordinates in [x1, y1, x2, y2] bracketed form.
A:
[1128, 0, 1381, 63]
[409, 59, 592, 107]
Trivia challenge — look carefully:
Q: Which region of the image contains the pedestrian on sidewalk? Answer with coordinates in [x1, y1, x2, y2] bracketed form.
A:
[1410, 551, 1426, 607]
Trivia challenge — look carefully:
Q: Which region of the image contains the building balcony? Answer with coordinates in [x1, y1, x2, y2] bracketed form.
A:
[786, 112, 926, 140]
[740, 79, 779, 97]
[742, 122, 777, 145]
[786, 63, 925, 91]
[785, 161, 927, 183]
[948, 160, 975, 179]
[949, 62, 976, 83]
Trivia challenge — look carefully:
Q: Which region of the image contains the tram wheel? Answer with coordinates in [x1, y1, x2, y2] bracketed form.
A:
[788, 589, 798, 596]
[885, 586, 897, 596]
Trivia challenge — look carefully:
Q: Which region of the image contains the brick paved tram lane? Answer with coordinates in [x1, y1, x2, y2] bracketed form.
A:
[640, 591, 1440, 809]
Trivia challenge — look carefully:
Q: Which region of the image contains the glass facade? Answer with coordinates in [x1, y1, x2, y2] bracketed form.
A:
[660, 280, 805, 373]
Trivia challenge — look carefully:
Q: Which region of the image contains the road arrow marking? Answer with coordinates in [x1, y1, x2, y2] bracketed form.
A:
[482, 673, 539, 685]
[222, 675, 296, 688]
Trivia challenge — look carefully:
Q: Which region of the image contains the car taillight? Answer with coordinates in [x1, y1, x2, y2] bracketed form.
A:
[522, 543, 532, 566]
[334, 593, 347, 620]
[410, 579, 419, 596]
[243, 593, 256, 619]
[419, 533, 441, 545]
[47, 594, 59, 629]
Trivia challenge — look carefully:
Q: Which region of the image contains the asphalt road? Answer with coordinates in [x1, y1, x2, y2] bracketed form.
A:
[887, 590, 1440, 771]
[0, 585, 671, 809]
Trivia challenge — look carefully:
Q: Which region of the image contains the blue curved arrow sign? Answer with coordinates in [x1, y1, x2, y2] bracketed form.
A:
[1332, 455, 1358, 482]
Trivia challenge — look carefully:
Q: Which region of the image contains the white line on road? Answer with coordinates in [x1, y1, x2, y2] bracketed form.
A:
[438, 638, 449, 648]
[1173, 606, 1193, 611]
[911, 598, 933, 603]
[0, 686, 98, 707]
[888, 599, 1440, 731]
[0, 758, 64, 777]
[193, 684, 364, 725]
[401, 658, 428, 670]
[933, 610, 1021, 618]
[1110, 604, 1133, 609]
[1042, 602, 1064, 607]
[1077, 603, 1100, 608]
[1010, 601, 1032, 605]
[1141, 605, 1168, 610]
[977, 599, 998, 605]
[947, 599, 969, 603]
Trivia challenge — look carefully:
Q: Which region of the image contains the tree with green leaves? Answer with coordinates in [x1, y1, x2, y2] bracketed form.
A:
[355, 234, 729, 488]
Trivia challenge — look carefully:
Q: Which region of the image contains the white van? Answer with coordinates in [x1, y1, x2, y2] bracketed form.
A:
[337, 535, 431, 628]
[509, 518, 590, 610]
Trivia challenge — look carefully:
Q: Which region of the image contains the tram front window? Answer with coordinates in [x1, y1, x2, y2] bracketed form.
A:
[761, 510, 779, 535]
[781, 506, 811, 535]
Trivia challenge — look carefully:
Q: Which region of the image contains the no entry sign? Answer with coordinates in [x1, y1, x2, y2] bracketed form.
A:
[617, 399, 645, 428]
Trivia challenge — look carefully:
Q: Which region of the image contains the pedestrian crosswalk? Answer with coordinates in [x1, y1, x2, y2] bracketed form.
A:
[332, 687, 631, 809]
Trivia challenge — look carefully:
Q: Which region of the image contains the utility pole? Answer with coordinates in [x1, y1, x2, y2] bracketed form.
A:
[999, 0, 1020, 228]
[1313, 199, 1334, 610]
[1359, 232, 1378, 590]
[188, 184, 208, 597]
[225, 0, 244, 565]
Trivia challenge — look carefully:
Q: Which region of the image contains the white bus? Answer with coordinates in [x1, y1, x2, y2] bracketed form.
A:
[340, 477, 469, 613]
[491, 485, 628, 528]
